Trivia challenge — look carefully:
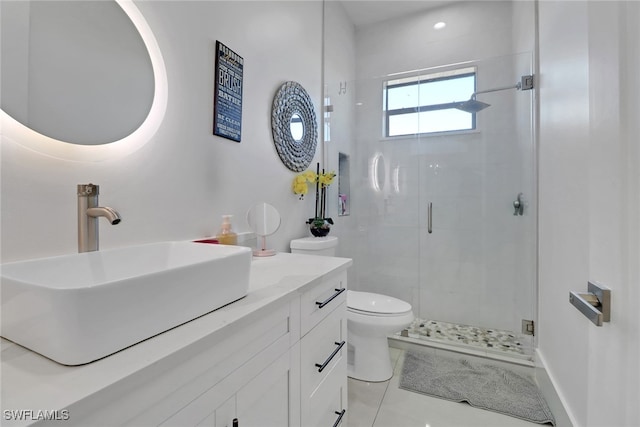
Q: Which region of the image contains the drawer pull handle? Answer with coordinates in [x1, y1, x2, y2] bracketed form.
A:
[316, 288, 346, 309]
[332, 409, 346, 427]
[315, 341, 345, 372]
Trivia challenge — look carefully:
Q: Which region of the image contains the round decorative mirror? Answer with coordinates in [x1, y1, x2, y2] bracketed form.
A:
[290, 113, 304, 142]
[246, 202, 281, 257]
[271, 81, 318, 172]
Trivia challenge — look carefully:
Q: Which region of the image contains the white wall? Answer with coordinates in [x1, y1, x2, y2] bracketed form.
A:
[0, 1, 323, 262]
[322, 0, 357, 264]
[537, 1, 640, 425]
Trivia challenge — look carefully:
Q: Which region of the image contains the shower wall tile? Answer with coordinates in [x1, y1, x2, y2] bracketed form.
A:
[379, 198, 420, 227]
[421, 229, 460, 262]
[355, 224, 420, 305]
[481, 293, 519, 332]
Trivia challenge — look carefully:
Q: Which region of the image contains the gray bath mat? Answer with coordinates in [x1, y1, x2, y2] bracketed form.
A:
[400, 350, 555, 425]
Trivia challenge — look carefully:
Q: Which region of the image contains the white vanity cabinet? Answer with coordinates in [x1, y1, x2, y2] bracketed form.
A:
[62, 299, 300, 427]
[158, 269, 349, 427]
[162, 341, 296, 427]
[0, 253, 351, 427]
[300, 270, 348, 427]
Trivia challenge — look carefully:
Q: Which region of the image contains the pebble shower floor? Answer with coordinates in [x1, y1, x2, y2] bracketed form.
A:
[400, 318, 528, 356]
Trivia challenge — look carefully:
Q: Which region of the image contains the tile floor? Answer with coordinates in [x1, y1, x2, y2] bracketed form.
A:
[347, 347, 542, 427]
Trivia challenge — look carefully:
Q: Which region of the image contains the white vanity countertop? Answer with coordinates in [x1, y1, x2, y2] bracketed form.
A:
[0, 252, 352, 425]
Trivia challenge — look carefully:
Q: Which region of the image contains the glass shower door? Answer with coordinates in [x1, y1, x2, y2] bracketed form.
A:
[324, 53, 536, 359]
[416, 52, 536, 356]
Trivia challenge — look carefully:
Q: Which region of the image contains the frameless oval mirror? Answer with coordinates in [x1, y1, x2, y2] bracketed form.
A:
[246, 202, 281, 257]
[290, 113, 304, 142]
[0, 0, 154, 145]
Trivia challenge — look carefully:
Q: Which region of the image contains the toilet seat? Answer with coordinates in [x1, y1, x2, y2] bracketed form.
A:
[347, 290, 412, 316]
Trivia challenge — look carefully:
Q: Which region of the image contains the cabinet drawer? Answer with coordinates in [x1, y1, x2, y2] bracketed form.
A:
[301, 271, 347, 336]
[302, 354, 347, 427]
[301, 302, 346, 398]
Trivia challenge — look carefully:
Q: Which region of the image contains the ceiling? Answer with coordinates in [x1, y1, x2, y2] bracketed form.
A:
[338, 0, 452, 28]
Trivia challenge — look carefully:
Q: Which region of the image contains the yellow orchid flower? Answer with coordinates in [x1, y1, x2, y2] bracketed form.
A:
[292, 168, 335, 202]
[303, 170, 317, 183]
[319, 172, 336, 187]
[292, 174, 309, 199]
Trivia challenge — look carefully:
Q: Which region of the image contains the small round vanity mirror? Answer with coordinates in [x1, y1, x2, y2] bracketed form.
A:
[246, 202, 281, 257]
[290, 113, 304, 142]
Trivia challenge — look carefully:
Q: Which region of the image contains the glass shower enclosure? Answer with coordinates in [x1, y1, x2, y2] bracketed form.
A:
[324, 0, 537, 360]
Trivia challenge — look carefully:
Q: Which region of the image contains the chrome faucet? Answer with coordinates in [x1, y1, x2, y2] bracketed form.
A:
[77, 184, 121, 252]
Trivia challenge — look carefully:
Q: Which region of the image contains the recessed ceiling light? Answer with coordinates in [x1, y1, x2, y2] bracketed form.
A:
[434, 21, 446, 30]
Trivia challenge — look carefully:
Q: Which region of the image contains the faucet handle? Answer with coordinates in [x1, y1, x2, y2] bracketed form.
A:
[513, 192, 524, 216]
[78, 183, 99, 196]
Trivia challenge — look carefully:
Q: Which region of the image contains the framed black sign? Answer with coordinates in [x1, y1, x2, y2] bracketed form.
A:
[213, 41, 243, 142]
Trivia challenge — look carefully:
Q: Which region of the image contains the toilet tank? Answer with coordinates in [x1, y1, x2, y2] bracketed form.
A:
[290, 236, 338, 257]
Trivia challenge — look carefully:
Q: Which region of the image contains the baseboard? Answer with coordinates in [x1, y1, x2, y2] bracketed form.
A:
[535, 349, 576, 427]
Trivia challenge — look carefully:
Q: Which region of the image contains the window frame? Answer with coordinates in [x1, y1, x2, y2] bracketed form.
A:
[383, 69, 477, 138]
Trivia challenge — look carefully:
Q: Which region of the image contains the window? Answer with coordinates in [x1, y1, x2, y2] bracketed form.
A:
[383, 67, 476, 137]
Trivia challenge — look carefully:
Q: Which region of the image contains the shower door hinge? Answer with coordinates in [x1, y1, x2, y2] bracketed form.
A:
[522, 319, 535, 336]
[520, 75, 534, 90]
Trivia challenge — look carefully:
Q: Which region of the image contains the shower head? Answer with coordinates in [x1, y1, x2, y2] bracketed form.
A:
[454, 76, 533, 114]
[455, 96, 491, 113]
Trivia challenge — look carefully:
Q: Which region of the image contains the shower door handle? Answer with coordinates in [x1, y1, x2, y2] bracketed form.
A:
[427, 202, 433, 234]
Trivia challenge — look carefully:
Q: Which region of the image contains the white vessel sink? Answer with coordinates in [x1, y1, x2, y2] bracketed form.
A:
[1, 241, 252, 365]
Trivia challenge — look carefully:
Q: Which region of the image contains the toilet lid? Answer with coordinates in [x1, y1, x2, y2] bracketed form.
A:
[290, 236, 338, 250]
[347, 290, 412, 315]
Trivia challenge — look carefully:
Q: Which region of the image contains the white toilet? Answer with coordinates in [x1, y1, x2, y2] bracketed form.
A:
[290, 236, 414, 382]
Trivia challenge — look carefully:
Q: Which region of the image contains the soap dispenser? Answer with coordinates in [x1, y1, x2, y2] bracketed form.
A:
[216, 215, 238, 245]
